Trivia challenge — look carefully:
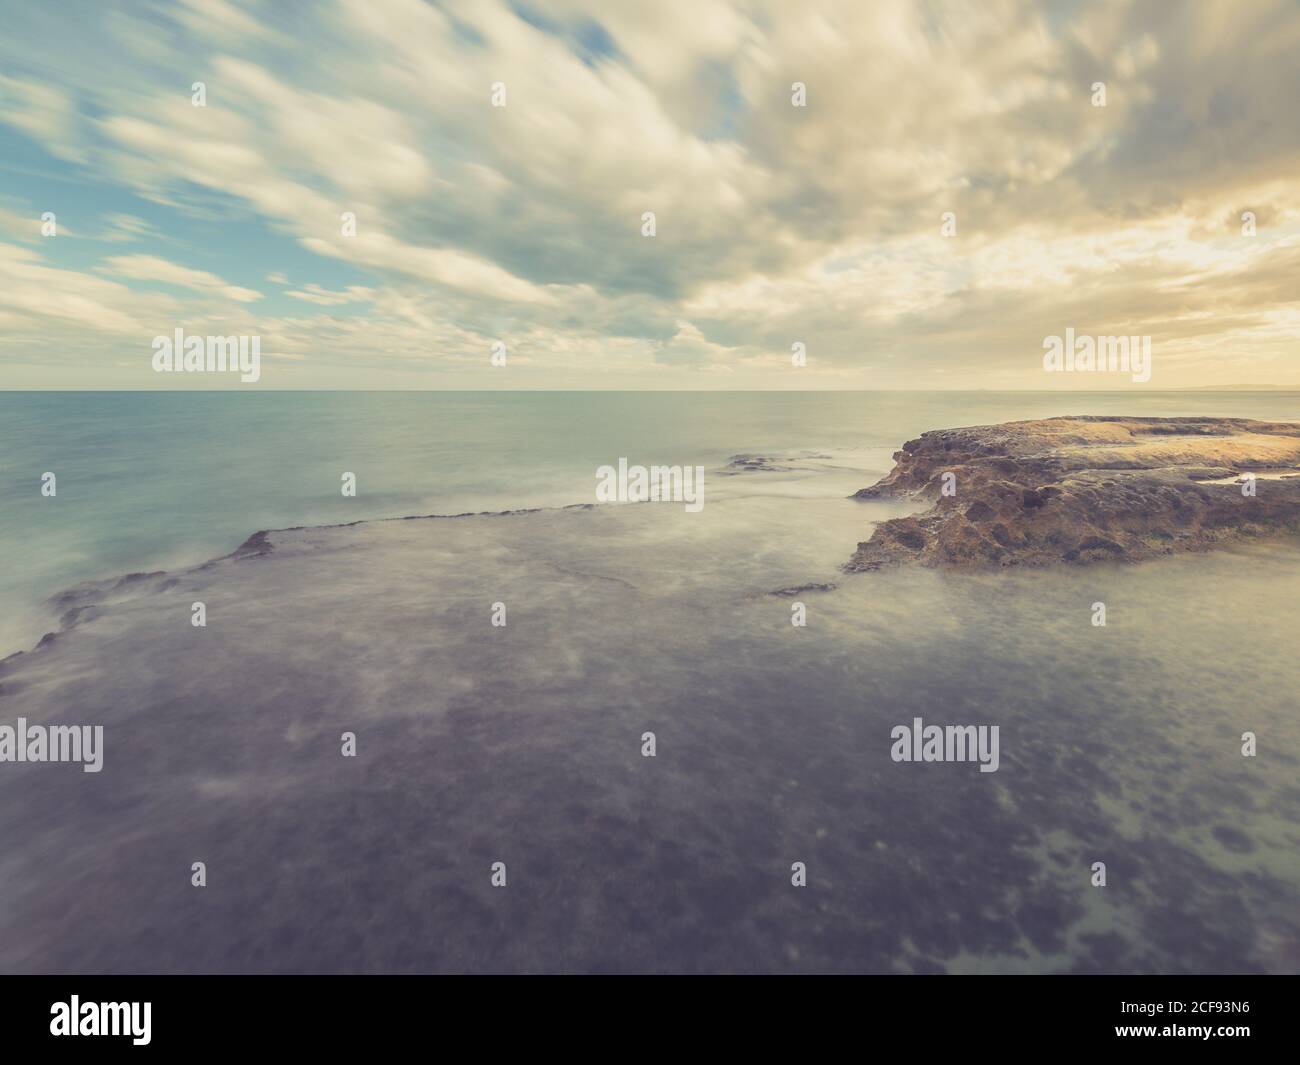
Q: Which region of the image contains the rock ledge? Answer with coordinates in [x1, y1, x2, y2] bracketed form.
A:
[847, 416, 1300, 569]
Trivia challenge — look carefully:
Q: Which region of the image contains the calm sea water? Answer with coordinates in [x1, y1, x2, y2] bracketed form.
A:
[1, 391, 1297, 973]
[3, 390, 1296, 655]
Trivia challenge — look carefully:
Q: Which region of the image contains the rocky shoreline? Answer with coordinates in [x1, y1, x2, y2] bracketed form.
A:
[847, 416, 1300, 570]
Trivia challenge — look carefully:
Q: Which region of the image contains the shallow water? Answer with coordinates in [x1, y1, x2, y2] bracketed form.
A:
[0, 392, 1297, 972]
[3, 389, 1297, 653]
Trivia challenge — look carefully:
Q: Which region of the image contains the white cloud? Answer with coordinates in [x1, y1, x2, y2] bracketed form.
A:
[0, 75, 84, 162]
[0, 0, 1297, 386]
[96, 213, 159, 243]
[0, 204, 67, 241]
[0, 241, 173, 335]
[101, 254, 263, 303]
[284, 283, 373, 306]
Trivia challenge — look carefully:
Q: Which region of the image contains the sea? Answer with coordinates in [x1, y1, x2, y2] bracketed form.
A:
[0, 390, 1296, 972]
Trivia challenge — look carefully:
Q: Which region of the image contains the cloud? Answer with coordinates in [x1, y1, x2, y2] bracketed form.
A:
[168, 0, 272, 43]
[283, 283, 373, 306]
[655, 320, 733, 367]
[0, 74, 84, 162]
[0, 241, 173, 336]
[0, 204, 70, 241]
[0, 0, 1297, 386]
[100, 254, 263, 302]
[95, 213, 161, 243]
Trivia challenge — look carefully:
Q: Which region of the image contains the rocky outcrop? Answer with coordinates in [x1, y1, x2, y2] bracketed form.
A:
[847, 416, 1300, 570]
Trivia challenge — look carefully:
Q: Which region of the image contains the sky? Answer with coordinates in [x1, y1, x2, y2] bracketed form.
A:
[0, 0, 1298, 390]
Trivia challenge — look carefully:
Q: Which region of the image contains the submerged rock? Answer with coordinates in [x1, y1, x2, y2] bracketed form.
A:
[769, 582, 837, 596]
[847, 416, 1300, 570]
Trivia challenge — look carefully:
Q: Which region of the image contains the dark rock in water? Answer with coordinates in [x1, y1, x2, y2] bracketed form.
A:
[847, 416, 1300, 570]
[230, 529, 275, 559]
[724, 454, 786, 473]
[724, 452, 833, 475]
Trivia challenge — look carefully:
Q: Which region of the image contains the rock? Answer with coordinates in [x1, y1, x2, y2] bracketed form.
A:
[723, 454, 794, 473]
[846, 416, 1300, 570]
